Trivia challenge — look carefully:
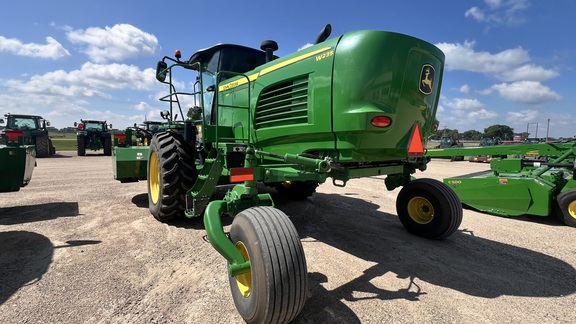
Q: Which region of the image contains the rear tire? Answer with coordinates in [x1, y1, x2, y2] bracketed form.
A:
[35, 135, 50, 158]
[554, 189, 576, 227]
[396, 178, 462, 239]
[147, 132, 196, 221]
[228, 207, 307, 324]
[103, 135, 112, 156]
[77, 135, 86, 156]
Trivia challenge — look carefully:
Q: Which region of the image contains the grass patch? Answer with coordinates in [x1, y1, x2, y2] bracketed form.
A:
[50, 132, 77, 151]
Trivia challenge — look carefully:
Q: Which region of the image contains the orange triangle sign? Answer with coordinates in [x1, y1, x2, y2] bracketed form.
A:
[408, 124, 424, 157]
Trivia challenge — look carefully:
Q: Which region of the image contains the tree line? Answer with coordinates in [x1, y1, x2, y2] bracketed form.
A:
[430, 124, 558, 141]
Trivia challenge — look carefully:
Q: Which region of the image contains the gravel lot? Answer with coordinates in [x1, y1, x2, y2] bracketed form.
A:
[1, 151, 575, 323]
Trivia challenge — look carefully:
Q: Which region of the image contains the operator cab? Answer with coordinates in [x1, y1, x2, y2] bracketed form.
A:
[3, 114, 43, 130]
[184, 44, 278, 125]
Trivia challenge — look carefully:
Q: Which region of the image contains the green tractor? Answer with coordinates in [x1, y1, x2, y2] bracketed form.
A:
[0, 113, 55, 158]
[74, 119, 113, 156]
[469, 137, 504, 163]
[131, 121, 163, 146]
[0, 128, 36, 192]
[433, 136, 464, 161]
[145, 24, 459, 322]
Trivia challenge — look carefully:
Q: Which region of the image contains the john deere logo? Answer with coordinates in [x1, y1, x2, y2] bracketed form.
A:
[419, 64, 435, 95]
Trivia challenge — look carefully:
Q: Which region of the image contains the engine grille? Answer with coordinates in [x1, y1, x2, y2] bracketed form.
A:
[254, 78, 308, 128]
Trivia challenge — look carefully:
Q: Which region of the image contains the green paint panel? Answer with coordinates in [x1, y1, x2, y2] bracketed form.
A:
[0, 145, 35, 192]
[113, 146, 149, 181]
[444, 170, 559, 217]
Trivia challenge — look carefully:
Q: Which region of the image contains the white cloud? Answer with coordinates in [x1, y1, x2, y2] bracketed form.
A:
[0, 36, 70, 59]
[5, 62, 159, 97]
[465, 0, 530, 26]
[443, 97, 485, 110]
[134, 102, 152, 111]
[67, 24, 159, 63]
[485, 0, 503, 9]
[436, 41, 530, 74]
[465, 7, 485, 21]
[439, 97, 499, 124]
[459, 84, 471, 93]
[436, 41, 558, 84]
[469, 108, 498, 119]
[506, 109, 538, 123]
[499, 64, 559, 82]
[489, 81, 562, 104]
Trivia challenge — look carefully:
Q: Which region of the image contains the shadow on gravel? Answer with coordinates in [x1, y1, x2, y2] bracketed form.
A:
[0, 202, 80, 225]
[0, 232, 101, 305]
[131, 193, 148, 208]
[275, 192, 576, 323]
[43, 153, 72, 158]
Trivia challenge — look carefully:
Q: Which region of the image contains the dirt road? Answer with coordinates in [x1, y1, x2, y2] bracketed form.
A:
[1, 151, 575, 323]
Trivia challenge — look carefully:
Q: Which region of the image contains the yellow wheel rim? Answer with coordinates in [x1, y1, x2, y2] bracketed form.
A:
[568, 200, 576, 219]
[235, 241, 252, 298]
[407, 196, 434, 224]
[149, 151, 160, 205]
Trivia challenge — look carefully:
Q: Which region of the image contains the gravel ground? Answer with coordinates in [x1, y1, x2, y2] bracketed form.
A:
[1, 151, 575, 323]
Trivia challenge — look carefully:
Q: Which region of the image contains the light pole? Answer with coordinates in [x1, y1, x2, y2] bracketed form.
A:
[526, 122, 538, 139]
[545, 119, 550, 143]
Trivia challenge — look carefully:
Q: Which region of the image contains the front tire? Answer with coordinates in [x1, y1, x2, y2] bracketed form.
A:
[555, 189, 576, 227]
[228, 207, 307, 324]
[396, 178, 462, 239]
[147, 132, 196, 221]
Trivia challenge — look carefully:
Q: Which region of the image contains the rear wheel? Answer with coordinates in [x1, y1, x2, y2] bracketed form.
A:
[77, 135, 86, 156]
[35, 135, 50, 158]
[103, 135, 112, 156]
[555, 189, 576, 227]
[396, 178, 462, 239]
[228, 207, 307, 324]
[147, 132, 196, 221]
[272, 180, 319, 200]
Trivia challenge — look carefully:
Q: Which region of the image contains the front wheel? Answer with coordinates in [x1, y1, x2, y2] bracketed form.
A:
[555, 189, 576, 227]
[228, 207, 307, 324]
[147, 132, 196, 221]
[396, 178, 462, 239]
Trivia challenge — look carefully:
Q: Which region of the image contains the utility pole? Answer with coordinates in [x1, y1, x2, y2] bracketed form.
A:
[545, 118, 550, 143]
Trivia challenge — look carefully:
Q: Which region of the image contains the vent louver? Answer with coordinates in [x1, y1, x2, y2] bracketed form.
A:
[255, 78, 308, 128]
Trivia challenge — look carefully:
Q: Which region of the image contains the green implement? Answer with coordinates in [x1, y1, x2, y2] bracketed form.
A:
[435, 142, 576, 227]
[0, 130, 36, 192]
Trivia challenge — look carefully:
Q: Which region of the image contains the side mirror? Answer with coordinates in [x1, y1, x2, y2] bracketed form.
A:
[206, 85, 215, 92]
[74, 122, 78, 127]
[0, 118, 4, 124]
[109, 124, 113, 129]
[156, 61, 168, 82]
[46, 121, 51, 127]
[134, 123, 137, 127]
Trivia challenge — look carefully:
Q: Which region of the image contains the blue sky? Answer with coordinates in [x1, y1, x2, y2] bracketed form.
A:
[1, 0, 574, 138]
